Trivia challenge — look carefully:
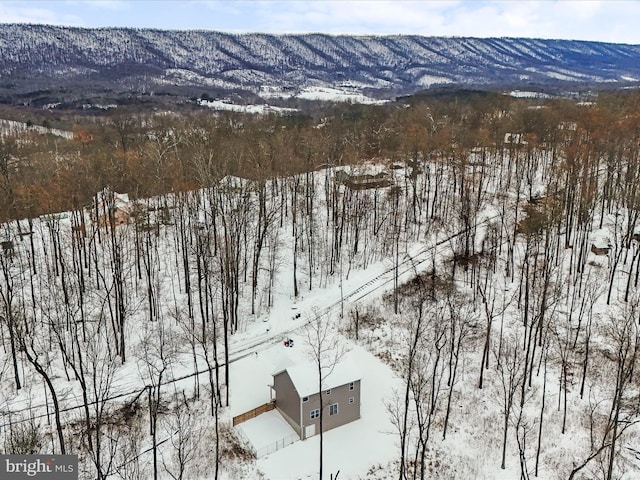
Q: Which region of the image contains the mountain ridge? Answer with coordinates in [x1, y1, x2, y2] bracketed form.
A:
[1, 23, 640, 105]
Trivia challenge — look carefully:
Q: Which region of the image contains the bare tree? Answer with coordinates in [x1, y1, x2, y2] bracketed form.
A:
[138, 319, 178, 480]
[161, 391, 203, 480]
[82, 323, 120, 479]
[17, 314, 66, 455]
[477, 277, 513, 389]
[602, 301, 639, 480]
[250, 180, 278, 314]
[567, 300, 640, 480]
[0, 249, 22, 390]
[410, 302, 447, 480]
[442, 294, 474, 440]
[305, 311, 346, 480]
[392, 301, 425, 480]
[215, 178, 251, 406]
[495, 336, 525, 470]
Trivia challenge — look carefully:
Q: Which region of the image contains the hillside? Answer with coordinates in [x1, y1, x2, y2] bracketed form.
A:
[1, 24, 640, 107]
[1, 94, 640, 479]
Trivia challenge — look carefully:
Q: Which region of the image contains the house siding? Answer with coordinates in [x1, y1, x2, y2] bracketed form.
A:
[273, 371, 302, 437]
[301, 380, 361, 436]
[273, 369, 361, 440]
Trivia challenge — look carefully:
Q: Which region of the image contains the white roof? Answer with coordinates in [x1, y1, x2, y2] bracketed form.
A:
[95, 188, 131, 212]
[274, 357, 362, 398]
[590, 228, 611, 248]
[272, 353, 295, 376]
[114, 192, 130, 205]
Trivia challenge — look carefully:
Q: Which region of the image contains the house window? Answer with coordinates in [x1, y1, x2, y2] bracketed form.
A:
[325, 389, 331, 395]
[310, 409, 320, 420]
[302, 396, 309, 402]
[349, 397, 354, 404]
[349, 382, 354, 390]
[329, 403, 339, 416]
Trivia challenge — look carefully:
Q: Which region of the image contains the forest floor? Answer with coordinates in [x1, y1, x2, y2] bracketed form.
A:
[2, 160, 640, 480]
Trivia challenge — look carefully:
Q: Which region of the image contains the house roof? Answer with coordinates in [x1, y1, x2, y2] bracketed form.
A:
[590, 228, 611, 249]
[274, 357, 362, 399]
[95, 188, 131, 213]
[272, 353, 295, 376]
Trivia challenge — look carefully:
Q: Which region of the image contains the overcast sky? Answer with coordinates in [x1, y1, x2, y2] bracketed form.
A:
[0, 0, 639, 44]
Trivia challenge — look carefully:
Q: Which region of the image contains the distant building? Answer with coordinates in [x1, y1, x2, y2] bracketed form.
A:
[504, 133, 527, 145]
[271, 359, 361, 440]
[94, 188, 131, 227]
[591, 243, 610, 256]
[1, 239, 14, 256]
[590, 230, 611, 256]
[334, 170, 392, 190]
[333, 170, 351, 184]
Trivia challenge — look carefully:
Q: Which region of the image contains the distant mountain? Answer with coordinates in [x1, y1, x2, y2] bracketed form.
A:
[1, 24, 640, 106]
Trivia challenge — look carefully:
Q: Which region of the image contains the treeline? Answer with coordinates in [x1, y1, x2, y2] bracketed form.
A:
[1, 90, 639, 224]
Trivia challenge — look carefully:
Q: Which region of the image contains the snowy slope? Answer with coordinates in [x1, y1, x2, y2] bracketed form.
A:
[2, 146, 640, 480]
[1, 24, 640, 102]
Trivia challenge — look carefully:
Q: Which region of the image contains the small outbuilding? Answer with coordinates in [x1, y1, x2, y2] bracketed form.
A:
[591, 243, 611, 256]
[590, 229, 612, 256]
[272, 359, 361, 440]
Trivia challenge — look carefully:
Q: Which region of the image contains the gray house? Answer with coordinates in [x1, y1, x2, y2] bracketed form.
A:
[272, 359, 361, 440]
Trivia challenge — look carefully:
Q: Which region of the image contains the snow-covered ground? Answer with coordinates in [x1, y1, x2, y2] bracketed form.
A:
[197, 84, 388, 115]
[197, 98, 299, 115]
[295, 87, 388, 105]
[236, 410, 298, 458]
[232, 336, 400, 479]
[2, 150, 640, 480]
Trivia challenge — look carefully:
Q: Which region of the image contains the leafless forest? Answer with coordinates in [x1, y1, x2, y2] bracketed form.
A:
[1, 91, 640, 479]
